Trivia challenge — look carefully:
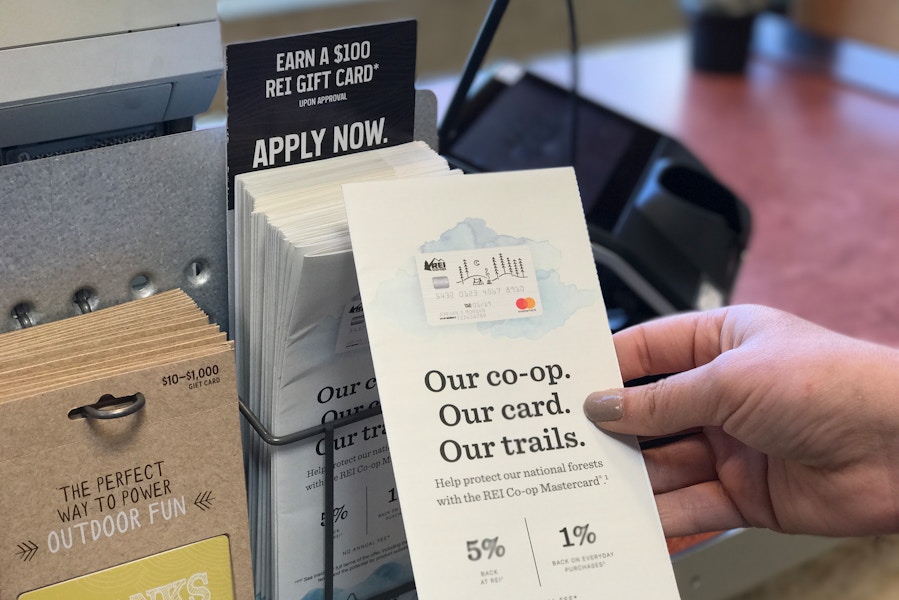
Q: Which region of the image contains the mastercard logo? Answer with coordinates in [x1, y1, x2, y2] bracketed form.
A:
[515, 297, 536, 310]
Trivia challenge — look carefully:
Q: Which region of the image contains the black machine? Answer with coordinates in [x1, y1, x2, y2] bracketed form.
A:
[438, 1, 752, 331]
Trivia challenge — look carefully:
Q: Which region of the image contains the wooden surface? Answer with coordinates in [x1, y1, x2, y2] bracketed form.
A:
[526, 33, 899, 347]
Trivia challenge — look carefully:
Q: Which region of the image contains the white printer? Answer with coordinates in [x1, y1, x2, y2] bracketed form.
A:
[0, 0, 222, 164]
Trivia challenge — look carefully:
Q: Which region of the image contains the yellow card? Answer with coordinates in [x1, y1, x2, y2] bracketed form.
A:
[19, 536, 234, 599]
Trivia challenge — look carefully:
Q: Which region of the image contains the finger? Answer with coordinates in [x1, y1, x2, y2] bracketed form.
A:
[613, 309, 730, 383]
[643, 434, 717, 494]
[585, 362, 729, 437]
[655, 481, 748, 538]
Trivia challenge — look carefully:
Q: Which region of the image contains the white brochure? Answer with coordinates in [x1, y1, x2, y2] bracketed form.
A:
[343, 167, 680, 599]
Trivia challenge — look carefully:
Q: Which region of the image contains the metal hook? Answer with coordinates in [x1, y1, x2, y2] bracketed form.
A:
[78, 393, 146, 420]
[12, 303, 35, 328]
[73, 289, 94, 314]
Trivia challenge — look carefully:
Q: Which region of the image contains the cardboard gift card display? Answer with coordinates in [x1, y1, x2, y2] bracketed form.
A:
[0, 289, 253, 599]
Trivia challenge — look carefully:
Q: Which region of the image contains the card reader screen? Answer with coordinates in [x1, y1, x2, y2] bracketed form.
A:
[446, 73, 659, 230]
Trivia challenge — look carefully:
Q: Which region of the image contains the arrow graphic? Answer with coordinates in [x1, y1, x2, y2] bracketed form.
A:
[16, 540, 38, 562]
[194, 490, 215, 511]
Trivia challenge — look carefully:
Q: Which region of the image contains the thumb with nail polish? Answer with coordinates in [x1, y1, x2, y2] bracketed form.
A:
[581, 305, 899, 541]
[583, 391, 623, 423]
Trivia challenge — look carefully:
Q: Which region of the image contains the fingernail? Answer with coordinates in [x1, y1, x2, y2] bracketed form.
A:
[584, 392, 623, 422]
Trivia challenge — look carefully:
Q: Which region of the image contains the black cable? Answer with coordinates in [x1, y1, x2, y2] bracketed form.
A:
[565, 0, 580, 169]
[437, 0, 511, 153]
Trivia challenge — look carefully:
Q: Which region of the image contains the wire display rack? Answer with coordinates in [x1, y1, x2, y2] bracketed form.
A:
[238, 399, 416, 600]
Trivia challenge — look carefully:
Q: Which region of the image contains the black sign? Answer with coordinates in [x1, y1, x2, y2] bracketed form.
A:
[225, 20, 417, 208]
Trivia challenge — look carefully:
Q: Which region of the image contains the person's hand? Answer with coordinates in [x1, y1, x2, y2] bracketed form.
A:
[584, 305, 899, 538]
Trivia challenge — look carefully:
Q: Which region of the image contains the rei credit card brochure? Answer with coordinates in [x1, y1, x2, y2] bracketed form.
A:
[343, 168, 680, 599]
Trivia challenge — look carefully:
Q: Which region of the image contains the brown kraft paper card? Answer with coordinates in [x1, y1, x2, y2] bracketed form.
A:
[0, 324, 253, 598]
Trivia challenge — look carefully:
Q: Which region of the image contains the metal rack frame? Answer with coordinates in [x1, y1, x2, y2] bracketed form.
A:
[238, 399, 415, 600]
